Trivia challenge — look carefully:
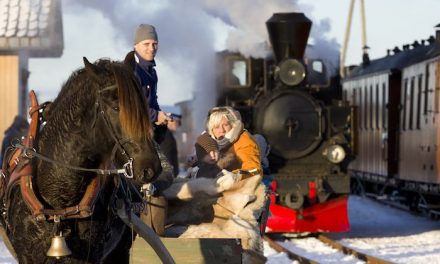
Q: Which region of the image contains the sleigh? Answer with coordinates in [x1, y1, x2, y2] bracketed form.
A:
[130, 169, 268, 264]
[131, 236, 266, 264]
[0, 89, 267, 263]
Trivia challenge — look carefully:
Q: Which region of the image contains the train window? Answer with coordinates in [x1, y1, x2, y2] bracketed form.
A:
[226, 59, 249, 87]
[352, 88, 357, 105]
[369, 85, 373, 129]
[402, 79, 408, 130]
[306, 59, 329, 87]
[416, 74, 423, 129]
[359, 87, 363, 130]
[382, 82, 387, 129]
[312, 60, 323, 73]
[364, 86, 368, 129]
[376, 84, 379, 129]
[424, 65, 429, 115]
[409, 77, 415, 130]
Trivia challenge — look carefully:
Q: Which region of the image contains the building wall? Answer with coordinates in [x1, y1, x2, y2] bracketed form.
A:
[0, 55, 20, 146]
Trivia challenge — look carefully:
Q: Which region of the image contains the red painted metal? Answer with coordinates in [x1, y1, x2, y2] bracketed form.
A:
[265, 195, 350, 233]
[308, 181, 317, 205]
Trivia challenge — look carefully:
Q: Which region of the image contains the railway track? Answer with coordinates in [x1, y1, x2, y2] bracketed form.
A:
[264, 234, 394, 264]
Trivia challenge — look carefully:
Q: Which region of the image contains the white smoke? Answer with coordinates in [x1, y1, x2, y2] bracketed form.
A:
[306, 18, 341, 75]
[195, 0, 298, 58]
[63, 0, 340, 134]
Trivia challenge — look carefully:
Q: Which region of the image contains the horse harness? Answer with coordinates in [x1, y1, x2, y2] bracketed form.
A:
[0, 89, 137, 223]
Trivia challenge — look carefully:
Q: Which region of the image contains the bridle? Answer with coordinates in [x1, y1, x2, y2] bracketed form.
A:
[2, 82, 154, 221]
[13, 84, 139, 179]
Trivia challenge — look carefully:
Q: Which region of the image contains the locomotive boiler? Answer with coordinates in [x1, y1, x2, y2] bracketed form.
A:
[215, 12, 355, 233]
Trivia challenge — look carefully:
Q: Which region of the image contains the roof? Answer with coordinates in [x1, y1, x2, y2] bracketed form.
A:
[345, 41, 440, 80]
[0, 0, 63, 57]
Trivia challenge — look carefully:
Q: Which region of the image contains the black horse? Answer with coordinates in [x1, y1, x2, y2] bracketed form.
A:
[1, 58, 162, 263]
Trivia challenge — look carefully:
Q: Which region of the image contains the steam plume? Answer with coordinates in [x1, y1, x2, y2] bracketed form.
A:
[65, 0, 339, 134]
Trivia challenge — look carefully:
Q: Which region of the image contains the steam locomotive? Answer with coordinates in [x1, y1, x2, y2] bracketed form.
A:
[215, 13, 355, 233]
[342, 27, 440, 217]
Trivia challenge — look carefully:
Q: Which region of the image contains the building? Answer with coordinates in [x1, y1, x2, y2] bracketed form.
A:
[0, 0, 63, 144]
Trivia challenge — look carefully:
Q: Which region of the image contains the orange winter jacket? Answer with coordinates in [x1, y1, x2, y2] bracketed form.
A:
[230, 130, 262, 175]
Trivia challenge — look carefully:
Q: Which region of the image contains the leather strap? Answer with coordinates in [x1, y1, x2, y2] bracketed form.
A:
[3, 90, 102, 221]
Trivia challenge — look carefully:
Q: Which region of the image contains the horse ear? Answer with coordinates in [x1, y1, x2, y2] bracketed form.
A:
[83, 57, 100, 77]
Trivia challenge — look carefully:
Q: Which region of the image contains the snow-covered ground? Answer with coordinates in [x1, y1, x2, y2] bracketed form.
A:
[0, 239, 15, 264]
[2, 195, 439, 263]
[334, 196, 440, 263]
[264, 195, 440, 264]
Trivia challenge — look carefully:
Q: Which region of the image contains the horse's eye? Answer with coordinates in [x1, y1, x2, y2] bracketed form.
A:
[112, 106, 119, 111]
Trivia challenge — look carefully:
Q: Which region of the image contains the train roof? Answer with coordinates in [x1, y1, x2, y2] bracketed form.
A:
[345, 41, 440, 80]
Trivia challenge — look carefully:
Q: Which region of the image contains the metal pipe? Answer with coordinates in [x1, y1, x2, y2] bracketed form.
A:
[359, 0, 368, 54]
[340, 0, 356, 77]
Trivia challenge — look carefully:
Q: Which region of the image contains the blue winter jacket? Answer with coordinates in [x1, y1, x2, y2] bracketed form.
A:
[124, 51, 161, 122]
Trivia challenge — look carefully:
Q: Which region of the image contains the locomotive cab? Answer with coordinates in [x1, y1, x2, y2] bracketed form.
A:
[306, 58, 330, 88]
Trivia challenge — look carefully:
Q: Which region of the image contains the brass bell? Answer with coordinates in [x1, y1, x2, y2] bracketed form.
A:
[47, 232, 72, 258]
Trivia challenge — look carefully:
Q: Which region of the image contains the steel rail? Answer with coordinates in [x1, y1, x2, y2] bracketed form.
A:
[265, 234, 395, 264]
[263, 236, 318, 264]
[317, 234, 394, 264]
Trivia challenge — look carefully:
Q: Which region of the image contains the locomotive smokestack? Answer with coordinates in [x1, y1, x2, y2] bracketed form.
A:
[266, 12, 312, 62]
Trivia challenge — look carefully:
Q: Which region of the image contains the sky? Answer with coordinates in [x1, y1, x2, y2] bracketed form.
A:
[28, 0, 440, 110]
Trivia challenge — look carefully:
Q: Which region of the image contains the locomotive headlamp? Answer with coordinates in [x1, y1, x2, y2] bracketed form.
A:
[324, 144, 346, 163]
[277, 58, 306, 86]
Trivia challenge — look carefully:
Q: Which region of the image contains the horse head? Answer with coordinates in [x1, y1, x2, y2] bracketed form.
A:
[81, 57, 162, 186]
[36, 58, 162, 208]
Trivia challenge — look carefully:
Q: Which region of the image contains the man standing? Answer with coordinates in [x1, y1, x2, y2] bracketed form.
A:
[124, 24, 174, 235]
[124, 24, 171, 126]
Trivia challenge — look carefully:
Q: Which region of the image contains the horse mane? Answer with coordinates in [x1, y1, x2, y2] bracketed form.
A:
[112, 62, 152, 141]
[44, 59, 152, 141]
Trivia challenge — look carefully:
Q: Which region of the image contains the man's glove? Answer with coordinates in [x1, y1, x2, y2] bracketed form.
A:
[141, 183, 156, 197]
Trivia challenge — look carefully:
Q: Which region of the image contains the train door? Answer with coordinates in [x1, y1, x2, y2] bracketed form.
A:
[387, 70, 401, 176]
[421, 59, 440, 184]
[399, 62, 433, 182]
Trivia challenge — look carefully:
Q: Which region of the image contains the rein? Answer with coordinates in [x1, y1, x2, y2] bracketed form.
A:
[18, 83, 140, 179]
[13, 143, 134, 179]
[2, 82, 146, 222]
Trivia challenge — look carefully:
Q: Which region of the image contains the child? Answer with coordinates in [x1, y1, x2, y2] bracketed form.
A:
[193, 132, 238, 179]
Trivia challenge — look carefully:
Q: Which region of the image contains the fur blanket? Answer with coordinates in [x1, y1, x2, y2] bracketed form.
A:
[163, 171, 266, 258]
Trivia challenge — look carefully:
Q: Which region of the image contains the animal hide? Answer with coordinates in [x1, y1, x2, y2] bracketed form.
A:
[162, 170, 238, 200]
[164, 171, 266, 260]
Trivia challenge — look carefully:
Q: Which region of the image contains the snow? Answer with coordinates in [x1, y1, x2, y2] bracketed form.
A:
[263, 195, 440, 264]
[1, 195, 439, 263]
[264, 241, 296, 264]
[332, 196, 440, 264]
[0, 239, 15, 264]
[264, 237, 364, 264]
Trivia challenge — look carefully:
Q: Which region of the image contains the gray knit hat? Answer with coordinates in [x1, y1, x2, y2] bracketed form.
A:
[134, 24, 158, 44]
